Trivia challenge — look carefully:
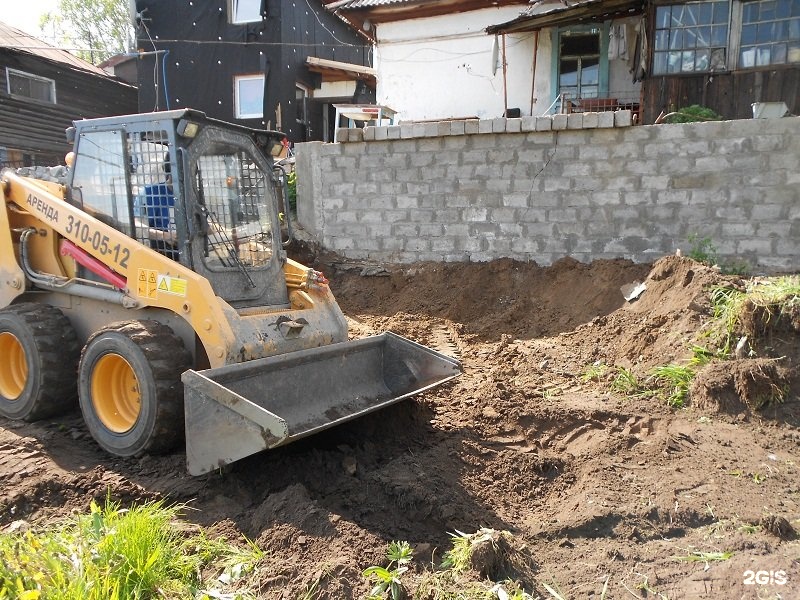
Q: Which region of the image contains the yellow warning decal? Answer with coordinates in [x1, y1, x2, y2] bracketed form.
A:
[156, 274, 188, 297]
[136, 268, 158, 299]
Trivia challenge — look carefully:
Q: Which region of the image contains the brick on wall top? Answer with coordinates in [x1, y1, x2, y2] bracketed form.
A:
[334, 110, 634, 143]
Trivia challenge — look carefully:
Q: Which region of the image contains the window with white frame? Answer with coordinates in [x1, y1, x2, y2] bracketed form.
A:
[739, 0, 800, 67]
[6, 68, 56, 103]
[654, 1, 730, 74]
[229, 0, 262, 23]
[234, 75, 264, 119]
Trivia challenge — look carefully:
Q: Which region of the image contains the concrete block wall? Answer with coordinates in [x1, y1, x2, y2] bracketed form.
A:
[296, 114, 800, 272]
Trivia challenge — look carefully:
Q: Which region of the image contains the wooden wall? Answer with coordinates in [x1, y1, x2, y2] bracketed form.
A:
[641, 67, 799, 124]
[0, 50, 137, 165]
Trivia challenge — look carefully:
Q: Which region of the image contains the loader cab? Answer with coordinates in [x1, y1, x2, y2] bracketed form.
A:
[67, 110, 290, 309]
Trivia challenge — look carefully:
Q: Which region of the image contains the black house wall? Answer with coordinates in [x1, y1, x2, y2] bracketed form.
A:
[135, 0, 370, 141]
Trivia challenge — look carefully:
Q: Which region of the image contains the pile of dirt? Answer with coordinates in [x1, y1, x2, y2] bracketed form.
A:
[1, 253, 799, 599]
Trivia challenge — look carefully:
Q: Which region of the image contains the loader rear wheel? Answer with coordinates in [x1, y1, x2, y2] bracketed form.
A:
[0, 303, 80, 420]
[78, 320, 191, 457]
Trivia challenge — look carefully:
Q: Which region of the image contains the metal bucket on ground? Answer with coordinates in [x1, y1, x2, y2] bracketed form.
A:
[182, 332, 462, 475]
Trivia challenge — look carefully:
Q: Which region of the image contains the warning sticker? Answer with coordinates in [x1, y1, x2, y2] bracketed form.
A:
[156, 274, 188, 297]
[136, 268, 158, 299]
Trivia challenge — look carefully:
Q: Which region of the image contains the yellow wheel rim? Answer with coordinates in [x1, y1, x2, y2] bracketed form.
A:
[91, 353, 141, 433]
[0, 332, 27, 400]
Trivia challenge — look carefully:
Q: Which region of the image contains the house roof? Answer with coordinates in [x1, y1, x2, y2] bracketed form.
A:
[326, 0, 529, 29]
[0, 20, 108, 76]
[486, 0, 644, 34]
[306, 56, 377, 87]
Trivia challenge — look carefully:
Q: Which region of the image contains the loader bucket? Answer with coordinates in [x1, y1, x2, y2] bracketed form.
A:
[182, 332, 461, 475]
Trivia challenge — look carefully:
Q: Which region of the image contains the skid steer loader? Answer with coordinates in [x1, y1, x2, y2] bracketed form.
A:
[0, 109, 460, 475]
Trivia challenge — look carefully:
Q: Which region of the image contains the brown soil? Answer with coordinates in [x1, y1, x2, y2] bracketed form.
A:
[2, 254, 799, 599]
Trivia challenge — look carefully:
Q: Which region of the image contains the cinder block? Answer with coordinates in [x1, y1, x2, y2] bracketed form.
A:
[363, 127, 376, 141]
[387, 126, 401, 139]
[413, 123, 427, 138]
[347, 128, 363, 142]
[535, 116, 553, 131]
[438, 121, 452, 136]
[335, 128, 348, 142]
[450, 120, 466, 135]
[567, 113, 583, 129]
[614, 109, 633, 127]
[506, 118, 522, 133]
[582, 112, 599, 129]
[478, 119, 493, 134]
[552, 114, 568, 130]
[374, 127, 389, 141]
[400, 124, 415, 139]
[422, 122, 438, 137]
[598, 111, 615, 128]
[492, 118, 506, 133]
[521, 116, 536, 132]
[465, 119, 479, 134]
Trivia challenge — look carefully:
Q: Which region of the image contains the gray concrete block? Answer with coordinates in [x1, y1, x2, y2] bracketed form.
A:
[506, 118, 522, 133]
[521, 116, 537, 132]
[413, 123, 427, 138]
[582, 112, 599, 129]
[387, 126, 401, 139]
[567, 113, 583, 129]
[450, 120, 466, 135]
[347, 128, 363, 143]
[374, 127, 389, 141]
[335, 128, 348, 143]
[614, 110, 633, 127]
[492, 118, 507, 133]
[400, 124, 415, 139]
[465, 119, 480, 134]
[363, 127, 376, 141]
[437, 121, 451, 136]
[478, 119, 494, 134]
[598, 111, 615, 128]
[535, 116, 553, 131]
[422, 122, 439, 137]
[552, 114, 568, 130]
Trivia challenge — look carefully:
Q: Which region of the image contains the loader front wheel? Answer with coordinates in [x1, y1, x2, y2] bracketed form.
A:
[78, 321, 191, 457]
[0, 303, 80, 420]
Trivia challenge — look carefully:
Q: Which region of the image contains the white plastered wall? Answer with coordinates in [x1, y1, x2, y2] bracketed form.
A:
[375, 8, 554, 121]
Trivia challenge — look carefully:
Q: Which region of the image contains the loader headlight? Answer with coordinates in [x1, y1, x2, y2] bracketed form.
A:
[177, 119, 200, 138]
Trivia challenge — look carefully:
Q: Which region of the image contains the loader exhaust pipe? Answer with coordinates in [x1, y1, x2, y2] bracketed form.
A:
[182, 332, 461, 475]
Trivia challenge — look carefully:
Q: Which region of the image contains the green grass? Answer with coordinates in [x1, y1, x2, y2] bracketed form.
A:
[611, 367, 640, 396]
[649, 364, 694, 407]
[0, 497, 263, 600]
[710, 276, 800, 354]
[580, 362, 608, 383]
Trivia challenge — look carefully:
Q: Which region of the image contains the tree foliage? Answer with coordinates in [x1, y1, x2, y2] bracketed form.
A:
[41, 0, 133, 65]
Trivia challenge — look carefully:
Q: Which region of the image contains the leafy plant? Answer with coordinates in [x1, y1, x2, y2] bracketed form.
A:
[0, 497, 264, 600]
[687, 233, 719, 266]
[611, 367, 640, 395]
[580, 362, 608, 383]
[363, 541, 413, 600]
[287, 169, 297, 209]
[649, 364, 694, 407]
[663, 104, 724, 123]
[672, 549, 734, 563]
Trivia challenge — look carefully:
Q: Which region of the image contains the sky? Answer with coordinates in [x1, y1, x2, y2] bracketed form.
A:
[3, 0, 62, 38]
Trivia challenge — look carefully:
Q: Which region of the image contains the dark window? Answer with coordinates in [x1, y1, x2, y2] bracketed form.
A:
[654, 1, 729, 74]
[559, 30, 600, 100]
[6, 68, 56, 103]
[740, 0, 800, 66]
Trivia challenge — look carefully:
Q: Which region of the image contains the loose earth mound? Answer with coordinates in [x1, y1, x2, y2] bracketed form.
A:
[1, 254, 798, 599]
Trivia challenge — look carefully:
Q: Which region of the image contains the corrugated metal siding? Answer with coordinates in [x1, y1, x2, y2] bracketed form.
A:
[0, 49, 137, 160]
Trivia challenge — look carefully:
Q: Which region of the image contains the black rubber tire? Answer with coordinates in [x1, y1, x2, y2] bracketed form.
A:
[0, 303, 80, 420]
[78, 320, 191, 457]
